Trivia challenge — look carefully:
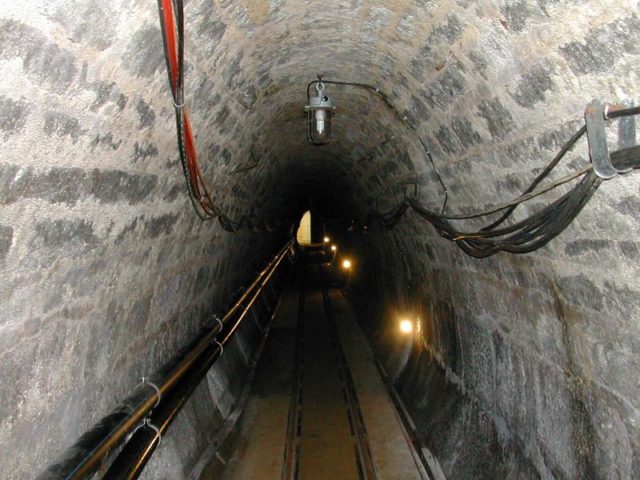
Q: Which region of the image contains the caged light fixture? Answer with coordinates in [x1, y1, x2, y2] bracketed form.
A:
[305, 76, 335, 145]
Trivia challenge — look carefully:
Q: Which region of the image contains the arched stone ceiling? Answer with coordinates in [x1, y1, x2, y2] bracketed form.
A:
[176, 0, 638, 226]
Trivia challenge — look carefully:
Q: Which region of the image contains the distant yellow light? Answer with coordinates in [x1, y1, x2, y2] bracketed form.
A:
[399, 319, 413, 334]
[331, 245, 337, 251]
[342, 259, 352, 269]
[323, 236, 330, 243]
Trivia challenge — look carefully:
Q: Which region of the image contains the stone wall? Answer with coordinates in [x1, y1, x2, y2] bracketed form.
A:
[341, 2, 640, 478]
[0, 1, 285, 477]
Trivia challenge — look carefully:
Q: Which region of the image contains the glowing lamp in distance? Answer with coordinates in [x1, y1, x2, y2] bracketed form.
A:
[399, 319, 413, 334]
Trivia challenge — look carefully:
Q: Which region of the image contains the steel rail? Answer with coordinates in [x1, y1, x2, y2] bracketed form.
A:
[38, 239, 296, 480]
[320, 276, 378, 480]
[281, 286, 306, 480]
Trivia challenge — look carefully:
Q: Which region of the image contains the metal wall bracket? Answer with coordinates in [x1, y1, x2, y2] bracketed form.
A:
[585, 99, 617, 179]
[585, 99, 637, 178]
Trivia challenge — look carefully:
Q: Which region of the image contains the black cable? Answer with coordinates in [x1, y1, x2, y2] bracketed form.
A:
[158, 0, 285, 232]
[364, 144, 640, 257]
[481, 125, 586, 231]
[608, 105, 640, 119]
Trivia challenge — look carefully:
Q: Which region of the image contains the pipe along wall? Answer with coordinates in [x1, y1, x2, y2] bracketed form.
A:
[0, 1, 639, 478]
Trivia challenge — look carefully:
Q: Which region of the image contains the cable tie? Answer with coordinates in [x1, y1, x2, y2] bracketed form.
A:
[214, 315, 223, 331]
[144, 418, 162, 447]
[173, 98, 185, 109]
[603, 103, 610, 120]
[125, 421, 144, 443]
[140, 377, 162, 408]
[215, 339, 224, 356]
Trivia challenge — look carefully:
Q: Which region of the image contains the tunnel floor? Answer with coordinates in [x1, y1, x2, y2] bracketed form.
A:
[214, 264, 425, 480]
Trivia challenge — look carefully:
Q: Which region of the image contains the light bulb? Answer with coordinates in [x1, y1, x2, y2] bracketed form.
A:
[399, 319, 413, 334]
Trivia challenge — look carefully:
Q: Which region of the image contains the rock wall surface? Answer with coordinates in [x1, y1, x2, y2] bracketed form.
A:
[0, 1, 286, 477]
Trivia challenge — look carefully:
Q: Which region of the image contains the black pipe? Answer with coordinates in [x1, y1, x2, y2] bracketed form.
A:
[38, 240, 295, 480]
[103, 343, 223, 479]
[103, 245, 291, 479]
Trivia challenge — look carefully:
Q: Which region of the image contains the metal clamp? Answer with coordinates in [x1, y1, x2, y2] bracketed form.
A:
[125, 418, 162, 447]
[140, 377, 161, 408]
[214, 339, 224, 356]
[172, 96, 185, 109]
[214, 315, 223, 332]
[144, 418, 162, 447]
[585, 99, 635, 178]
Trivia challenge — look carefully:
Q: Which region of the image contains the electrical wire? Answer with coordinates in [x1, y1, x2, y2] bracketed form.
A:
[412, 164, 592, 221]
[155, 12, 639, 253]
[480, 125, 586, 231]
[358, 106, 640, 258]
[157, 0, 285, 232]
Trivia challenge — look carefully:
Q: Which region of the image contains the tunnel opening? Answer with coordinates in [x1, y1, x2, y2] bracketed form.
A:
[295, 210, 312, 245]
[1, 1, 639, 479]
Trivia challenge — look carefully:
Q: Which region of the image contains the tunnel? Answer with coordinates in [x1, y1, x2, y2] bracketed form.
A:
[1, 0, 640, 478]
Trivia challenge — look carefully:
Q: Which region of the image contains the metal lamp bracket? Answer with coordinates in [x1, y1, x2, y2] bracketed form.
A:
[585, 99, 636, 179]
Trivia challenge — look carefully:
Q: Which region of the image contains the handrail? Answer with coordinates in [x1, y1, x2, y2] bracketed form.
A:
[38, 239, 296, 480]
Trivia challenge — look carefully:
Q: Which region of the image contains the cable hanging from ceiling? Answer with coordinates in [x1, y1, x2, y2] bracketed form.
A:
[361, 103, 640, 258]
[157, 0, 286, 233]
[157, 2, 639, 253]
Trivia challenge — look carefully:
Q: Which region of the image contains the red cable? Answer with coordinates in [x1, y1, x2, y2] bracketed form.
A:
[161, 0, 178, 93]
[160, 0, 218, 218]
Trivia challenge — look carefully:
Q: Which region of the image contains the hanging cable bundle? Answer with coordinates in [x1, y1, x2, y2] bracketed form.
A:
[363, 104, 640, 258]
[157, 0, 290, 232]
[157, 0, 223, 222]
